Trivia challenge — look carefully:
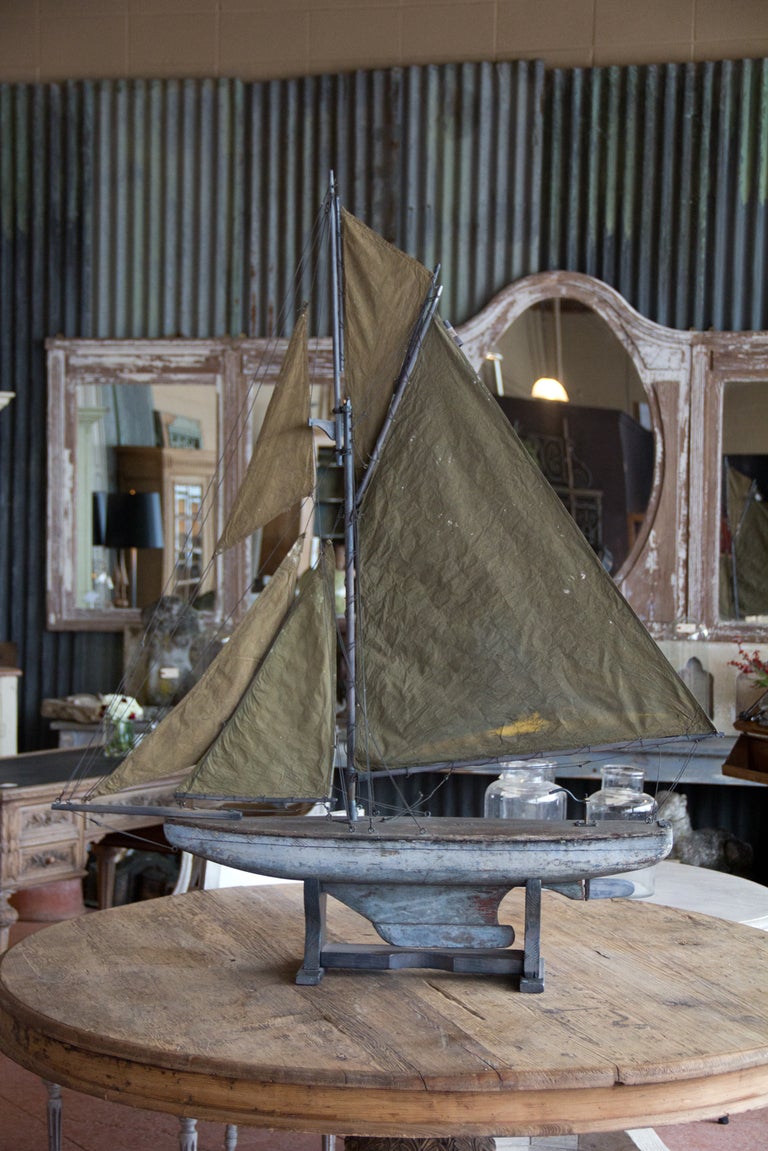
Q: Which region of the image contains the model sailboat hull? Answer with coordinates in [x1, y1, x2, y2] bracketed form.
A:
[166, 815, 672, 949]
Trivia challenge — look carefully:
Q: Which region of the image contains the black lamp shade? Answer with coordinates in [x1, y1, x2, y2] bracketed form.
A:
[104, 491, 164, 549]
[92, 491, 108, 546]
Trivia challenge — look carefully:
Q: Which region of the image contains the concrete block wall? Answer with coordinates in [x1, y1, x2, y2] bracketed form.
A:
[2, 0, 768, 85]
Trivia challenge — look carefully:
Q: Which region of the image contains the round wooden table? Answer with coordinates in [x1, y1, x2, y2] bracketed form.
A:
[1, 884, 767, 1138]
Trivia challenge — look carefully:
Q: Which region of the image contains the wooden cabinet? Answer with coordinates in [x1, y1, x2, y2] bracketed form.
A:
[0, 748, 187, 949]
[116, 447, 216, 608]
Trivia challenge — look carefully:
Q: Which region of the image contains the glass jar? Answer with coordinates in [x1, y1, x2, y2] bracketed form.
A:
[586, 765, 657, 897]
[104, 717, 135, 758]
[484, 760, 566, 821]
[585, 765, 656, 821]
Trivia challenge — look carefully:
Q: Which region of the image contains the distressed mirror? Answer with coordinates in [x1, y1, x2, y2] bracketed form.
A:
[719, 380, 768, 624]
[46, 338, 251, 631]
[46, 336, 334, 631]
[481, 297, 651, 575]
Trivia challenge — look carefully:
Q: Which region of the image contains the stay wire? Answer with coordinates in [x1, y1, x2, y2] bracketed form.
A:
[60, 202, 332, 801]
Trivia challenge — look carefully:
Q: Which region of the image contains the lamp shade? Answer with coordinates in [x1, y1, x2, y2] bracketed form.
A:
[92, 491, 108, 546]
[105, 491, 164, 549]
[531, 376, 569, 402]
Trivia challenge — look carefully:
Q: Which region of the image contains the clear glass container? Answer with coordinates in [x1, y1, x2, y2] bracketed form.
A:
[586, 765, 657, 897]
[585, 765, 656, 821]
[484, 760, 566, 821]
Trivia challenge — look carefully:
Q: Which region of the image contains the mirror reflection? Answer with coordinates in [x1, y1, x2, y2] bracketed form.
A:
[76, 382, 218, 615]
[720, 379, 768, 622]
[483, 299, 652, 573]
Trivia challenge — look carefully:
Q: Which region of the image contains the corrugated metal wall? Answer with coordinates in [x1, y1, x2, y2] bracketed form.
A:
[543, 58, 768, 329]
[1, 57, 768, 750]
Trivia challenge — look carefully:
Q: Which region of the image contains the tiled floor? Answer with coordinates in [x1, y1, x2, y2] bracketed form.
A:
[1, 920, 766, 1151]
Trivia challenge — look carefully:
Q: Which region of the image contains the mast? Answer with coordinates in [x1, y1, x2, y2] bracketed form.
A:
[328, 176, 358, 822]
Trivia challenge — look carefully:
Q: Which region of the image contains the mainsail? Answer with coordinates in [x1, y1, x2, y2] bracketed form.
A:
[352, 313, 715, 771]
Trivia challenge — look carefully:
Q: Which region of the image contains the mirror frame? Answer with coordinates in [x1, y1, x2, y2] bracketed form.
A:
[48, 338, 273, 630]
[692, 331, 768, 640]
[47, 278, 768, 641]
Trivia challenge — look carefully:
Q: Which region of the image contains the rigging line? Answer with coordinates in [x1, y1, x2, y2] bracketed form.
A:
[79, 818, 185, 854]
[61, 207, 333, 801]
[343, 267, 444, 828]
[82, 218, 330, 708]
[655, 738, 699, 804]
[128, 203, 330, 632]
[357, 731, 721, 780]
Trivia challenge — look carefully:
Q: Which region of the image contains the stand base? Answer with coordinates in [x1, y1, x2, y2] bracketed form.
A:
[296, 877, 545, 992]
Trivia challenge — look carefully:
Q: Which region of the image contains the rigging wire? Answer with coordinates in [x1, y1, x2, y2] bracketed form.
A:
[59, 199, 333, 802]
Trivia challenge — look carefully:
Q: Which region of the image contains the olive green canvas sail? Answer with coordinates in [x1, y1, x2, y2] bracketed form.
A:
[185, 546, 337, 801]
[341, 209, 434, 475]
[216, 309, 314, 554]
[354, 318, 714, 771]
[92, 540, 304, 797]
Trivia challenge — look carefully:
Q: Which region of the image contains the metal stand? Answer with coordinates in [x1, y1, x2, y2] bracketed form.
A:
[296, 878, 545, 992]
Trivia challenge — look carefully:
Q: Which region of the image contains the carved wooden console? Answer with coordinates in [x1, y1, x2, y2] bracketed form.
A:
[0, 748, 184, 949]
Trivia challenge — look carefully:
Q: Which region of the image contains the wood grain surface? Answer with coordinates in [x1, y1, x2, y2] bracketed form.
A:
[1, 884, 767, 1137]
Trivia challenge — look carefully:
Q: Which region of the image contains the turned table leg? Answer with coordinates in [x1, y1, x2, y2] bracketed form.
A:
[43, 1081, 62, 1151]
[179, 1116, 198, 1150]
[0, 887, 19, 952]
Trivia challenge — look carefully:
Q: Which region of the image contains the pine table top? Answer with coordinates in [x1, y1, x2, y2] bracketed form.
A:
[1, 883, 767, 1137]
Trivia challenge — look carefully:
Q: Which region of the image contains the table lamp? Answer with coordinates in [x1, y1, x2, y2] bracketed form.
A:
[104, 491, 164, 608]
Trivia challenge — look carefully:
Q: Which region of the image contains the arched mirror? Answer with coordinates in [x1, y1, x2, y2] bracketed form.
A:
[459, 272, 694, 629]
[480, 298, 651, 574]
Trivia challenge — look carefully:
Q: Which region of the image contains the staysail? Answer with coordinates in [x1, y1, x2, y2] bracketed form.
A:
[184, 545, 337, 801]
[91, 540, 304, 796]
[354, 315, 714, 770]
[216, 308, 314, 553]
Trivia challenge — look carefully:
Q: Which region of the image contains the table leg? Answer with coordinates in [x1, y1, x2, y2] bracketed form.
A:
[224, 1123, 238, 1150]
[625, 1131, 671, 1151]
[43, 1081, 62, 1151]
[179, 1116, 198, 1150]
[321, 1137, 336, 1151]
[91, 843, 121, 910]
[0, 887, 19, 952]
